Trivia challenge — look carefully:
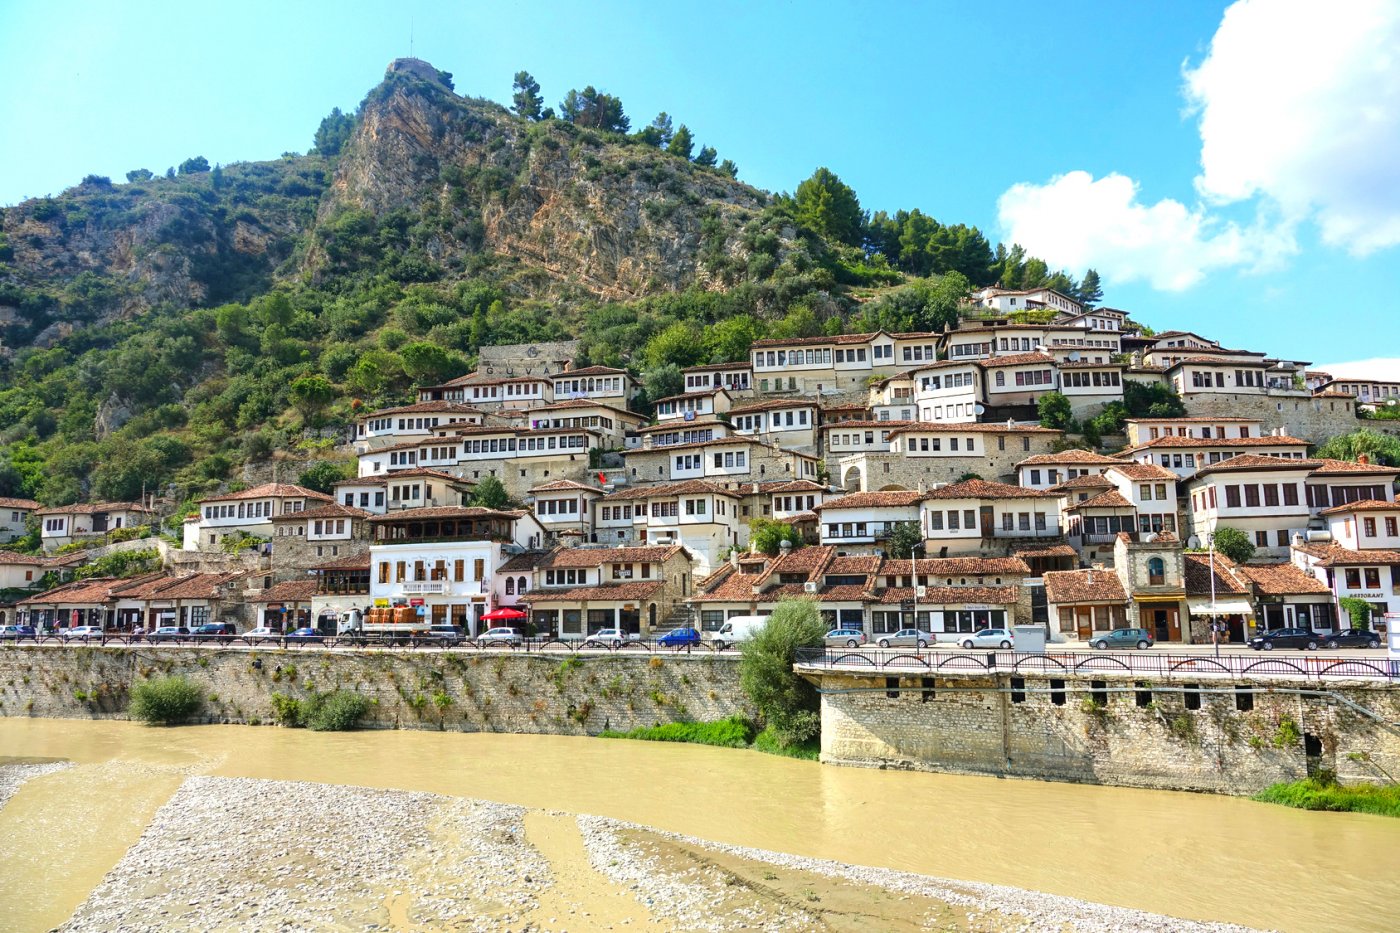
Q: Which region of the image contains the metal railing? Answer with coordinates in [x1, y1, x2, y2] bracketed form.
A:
[794, 646, 1399, 681]
[0, 632, 741, 655]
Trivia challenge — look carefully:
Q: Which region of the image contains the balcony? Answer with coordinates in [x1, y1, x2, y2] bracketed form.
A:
[403, 581, 448, 595]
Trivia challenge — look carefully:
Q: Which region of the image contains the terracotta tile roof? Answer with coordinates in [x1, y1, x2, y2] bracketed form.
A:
[870, 586, 1018, 605]
[366, 506, 526, 523]
[628, 436, 813, 458]
[681, 362, 752, 372]
[200, 483, 333, 504]
[440, 372, 551, 387]
[34, 501, 152, 516]
[813, 584, 873, 602]
[908, 359, 984, 372]
[1047, 474, 1114, 492]
[1309, 458, 1400, 476]
[923, 478, 1049, 500]
[0, 497, 39, 510]
[556, 365, 628, 377]
[530, 479, 603, 493]
[362, 401, 484, 417]
[886, 422, 1061, 437]
[1167, 355, 1268, 367]
[1044, 569, 1127, 604]
[495, 550, 551, 573]
[1294, 542, 1400, 567]
[150, 572, 248, 601]
[533, 399, 642, 418]
[1313, 390, 1357, 399]
[601, 480, 741, 501]
[758, 545, 836, 584]
[690, 566, 764, 602]
[1057, 361, 1126, 369]
[1124, 436, 1309, 451]
[749, 480, 828, 493]
[527, 582, 664, 602]
[336, 468, 473, 486]
[819, 420, 917, 431]
[1191, 454, 1320, 478]
[1014, 544, 1078, 559]
[1183, 553, 1248, 596]
[537, 546, 682, 568]
[827, 555, 882, 575]
[1065, 490, 1135, 511]
[107, 573, 180, 600]
[18, 578, 124, 606]
[727, 398, 819, 415]
[1107, 462, 1178, 480]
[1017, 448, 1121, 466]
[0, 550, 48, 566]
[312, 553, 372, 571]
[881, 557, 1031, 576]
[1319, 498, 1400, 515]
[814, 490, 926, 511]
[751, 332, 880, 348]
[819, 403, 870, 412]
[1236, 562, 1330, 596]
[256, 580, 319, 603]
[650, 388, 731, 405]
[270, 503, 372, 523]
[978, 351, 1058, 368]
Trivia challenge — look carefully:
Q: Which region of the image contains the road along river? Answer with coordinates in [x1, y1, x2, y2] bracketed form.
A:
[0, 719, 1395, 931]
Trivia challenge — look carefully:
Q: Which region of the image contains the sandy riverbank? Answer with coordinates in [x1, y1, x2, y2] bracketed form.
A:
[0, 763, 1263, 932]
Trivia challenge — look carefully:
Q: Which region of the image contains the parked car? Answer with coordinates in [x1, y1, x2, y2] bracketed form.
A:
[0, 624, 37, 641]
[710, 615, 768, 650]
[959, 628, 1014, 650]
[658, 627, 702, 647]
[285, 627, 323, 643]
[583, 627, 630, 648]
[824, 628, 868, 648]
[1248, 628, 1321, 651]
[61, 625, 105, 642]
[240, 626, 276, 645]
[422, 625, 464, 646]
[875, 628, 935, 649]
[476, 627, 523, 647]
[1088, 628, 1154, 650]
[148, 626, 189, 643]
[191, 622, 237, 642]
[1323, 628, 1382, 649]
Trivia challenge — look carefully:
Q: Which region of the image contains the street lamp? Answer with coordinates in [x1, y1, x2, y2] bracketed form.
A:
[1208, 531, 1220, 660]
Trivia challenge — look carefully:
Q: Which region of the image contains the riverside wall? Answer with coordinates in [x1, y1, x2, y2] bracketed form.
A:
[0, 646, 748, 735]
[810, 668, 1400, 795]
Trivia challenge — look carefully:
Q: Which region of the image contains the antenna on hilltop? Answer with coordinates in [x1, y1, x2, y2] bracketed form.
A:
[410, 17, 414, 58]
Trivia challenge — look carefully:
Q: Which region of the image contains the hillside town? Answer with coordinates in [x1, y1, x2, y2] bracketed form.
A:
[3, 285, 1397, 646]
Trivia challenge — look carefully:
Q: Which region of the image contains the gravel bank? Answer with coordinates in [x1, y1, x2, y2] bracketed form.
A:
[59, 776, 548, 932]
[0, 760, 72, 808]
[578, 814, 1266, 933]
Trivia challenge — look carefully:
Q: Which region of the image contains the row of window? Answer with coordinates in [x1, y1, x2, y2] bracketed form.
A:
[555, 377, 624, 394]
[376, 558, 487, 583]
[919, 371, 975, 391]
[204, 500, 299, 520]
[649, 428, 717, 447]
[537, 498, 581, 515]
[1062, 370, 1123, 388]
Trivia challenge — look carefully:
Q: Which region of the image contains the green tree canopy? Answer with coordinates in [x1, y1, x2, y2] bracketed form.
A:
[666, 124, 694, 160]
[312, 107, 356, 156]
[1212, 527, 1256, 564]
[636, 112, 673, 147]
[470, 474, 512, 510]
[749, 518, 803, 556]
[289, 373, 335, 428]
[739, 598, 826, 747]
[511, 71, 543, 120]
[125, 168, 153, 183]
[884, 521, 923, 560]
[1038, 391, 1073, 430]
[1314, 429, 1400, 466]
[1077, 268, 1103, 308]
[794, 167, 864, 247]
[558, 86, 629, 132]
[298, 460, 351, 494]
[399, 341, 467, 386]
[694, 145, 718, 167]
[178, 156, 210, 174]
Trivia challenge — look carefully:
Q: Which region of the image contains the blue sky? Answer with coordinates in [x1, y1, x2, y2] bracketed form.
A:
[2, 0, 1397, 373]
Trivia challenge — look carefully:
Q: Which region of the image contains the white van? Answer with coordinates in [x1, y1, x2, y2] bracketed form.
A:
[710, 615, 768, 650]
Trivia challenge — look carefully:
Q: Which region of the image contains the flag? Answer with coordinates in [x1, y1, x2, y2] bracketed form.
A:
[597, 472, 607, 484]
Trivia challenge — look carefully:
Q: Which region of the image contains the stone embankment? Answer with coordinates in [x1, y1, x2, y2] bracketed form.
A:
[0, 645, 748, 735]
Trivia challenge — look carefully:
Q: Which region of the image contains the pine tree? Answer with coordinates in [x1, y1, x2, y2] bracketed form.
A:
[511, 71, 543, 120]
[637, 112, 673, 147]
[667, 124, 694, 159]
[694, 145, 718, 167]
[1078, 268, 1103, 308]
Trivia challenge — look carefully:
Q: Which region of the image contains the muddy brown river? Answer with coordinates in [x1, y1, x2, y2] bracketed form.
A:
[0, 719, 1394, 932]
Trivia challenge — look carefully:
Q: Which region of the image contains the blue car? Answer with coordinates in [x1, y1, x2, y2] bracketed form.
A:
[657, 627, 702, 647]
[285, 627, 324, 643]
[0, 624, 37, 641]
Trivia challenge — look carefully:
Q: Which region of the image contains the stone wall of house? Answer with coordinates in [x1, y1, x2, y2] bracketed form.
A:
[623, 444, 810, 486]
[815, 668, 1400, 794]
[837, 434, 1063, 491]
[0, 646, 748, 735]
[268, 533, 372, 581]
[451, 455, 594, 501]
[1180, 393, 1361, 444]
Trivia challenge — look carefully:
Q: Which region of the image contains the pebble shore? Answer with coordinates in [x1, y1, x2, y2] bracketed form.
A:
[46, 773, 1266, 932]
[0, 760, 72, 808]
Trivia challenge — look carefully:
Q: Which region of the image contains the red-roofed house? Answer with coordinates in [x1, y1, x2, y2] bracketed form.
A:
[186, 483, 332, 552]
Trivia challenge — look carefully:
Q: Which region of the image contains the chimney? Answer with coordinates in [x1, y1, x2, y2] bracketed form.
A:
[1086, 569, 1094, 584]
[918, 478, 928, 494]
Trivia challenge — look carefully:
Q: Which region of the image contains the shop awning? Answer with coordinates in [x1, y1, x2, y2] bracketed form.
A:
[1187, 597, 1254, 616]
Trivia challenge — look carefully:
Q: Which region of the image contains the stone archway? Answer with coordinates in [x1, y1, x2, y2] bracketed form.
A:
[840, 463, 865, 492]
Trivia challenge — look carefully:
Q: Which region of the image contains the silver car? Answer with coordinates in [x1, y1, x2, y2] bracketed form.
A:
[824, 628, 868, 647]
[874, 628, 935, 649]
[959, 628, 1014, 649]
[476, 626, 523, 647]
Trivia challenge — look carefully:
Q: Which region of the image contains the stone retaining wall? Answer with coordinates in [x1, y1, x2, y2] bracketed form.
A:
[0, 646, 748, 735]
[813, 668, 1400, 794]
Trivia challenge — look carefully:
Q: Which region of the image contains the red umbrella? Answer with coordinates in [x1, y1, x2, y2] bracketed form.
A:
[481, 607, 528, 621]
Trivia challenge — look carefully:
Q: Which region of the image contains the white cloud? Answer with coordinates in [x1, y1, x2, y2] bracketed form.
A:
[997, 0, 1400, 289]
[996, 171, 1290, 291]
[1185, 0, 1400, 254]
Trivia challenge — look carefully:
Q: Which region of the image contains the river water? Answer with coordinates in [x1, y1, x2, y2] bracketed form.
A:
[0, 719, 1393, 932]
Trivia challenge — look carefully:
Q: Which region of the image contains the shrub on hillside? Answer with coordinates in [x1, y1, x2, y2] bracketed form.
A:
[129, 675, 204, 725]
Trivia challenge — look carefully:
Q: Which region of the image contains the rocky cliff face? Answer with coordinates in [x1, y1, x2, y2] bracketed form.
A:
[310, 60, 769, 301]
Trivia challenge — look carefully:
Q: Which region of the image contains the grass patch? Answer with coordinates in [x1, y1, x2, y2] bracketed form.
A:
[753, 725, 820, 760]
[599, 715, 755, 748]
[129, 675, 204, 725]
[1253, 776, 1400, 818]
